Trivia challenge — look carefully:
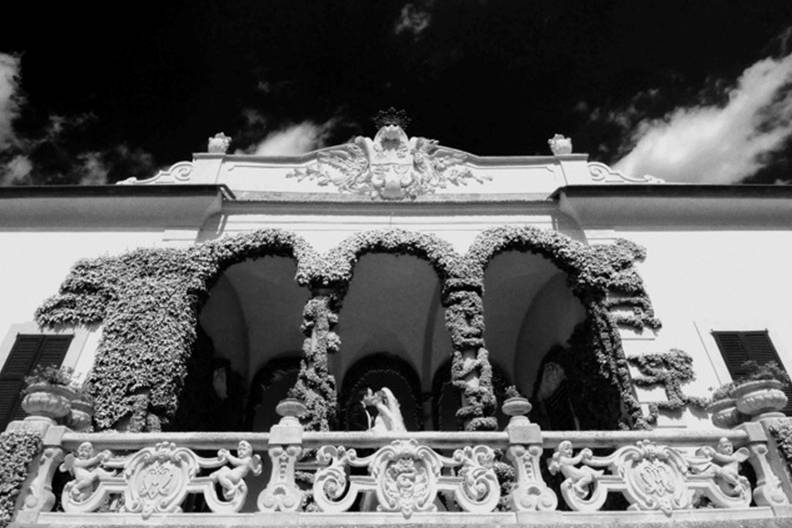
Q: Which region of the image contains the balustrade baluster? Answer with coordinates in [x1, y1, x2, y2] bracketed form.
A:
[502, 397, 558, 511]
[739, 421, 790, 507]
[258, 398, 306, 512]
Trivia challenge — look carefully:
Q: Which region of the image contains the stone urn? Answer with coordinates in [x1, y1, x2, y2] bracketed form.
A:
[21, 383, 74, 421]
[68, 396, 94, 432]
[207, 132, 231, 154]
[276, 398, 307, 426]
[502, 396, 532, 419]
[548, 134, 573, 156]
[733, 379, 788, 419]
[707, 397, 743, 429]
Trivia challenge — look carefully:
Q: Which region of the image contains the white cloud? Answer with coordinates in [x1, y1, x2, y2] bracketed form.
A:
[394, 3, 432, 37]
[0, 154, 31, 185]
[615, 52, 792, 183]
[245, 119, 338, 156]
[75, 151, 109, 185]
[0, 53, 22, 149]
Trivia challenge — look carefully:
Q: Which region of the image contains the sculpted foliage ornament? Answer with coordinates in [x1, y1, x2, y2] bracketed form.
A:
[287, 125, 488, 200]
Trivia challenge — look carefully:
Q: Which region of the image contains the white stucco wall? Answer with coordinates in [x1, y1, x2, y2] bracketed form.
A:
[0, 231, 167, 374]
[609, 230, 792, 427]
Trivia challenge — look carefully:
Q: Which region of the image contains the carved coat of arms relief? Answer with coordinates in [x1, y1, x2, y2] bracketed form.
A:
[287, 125, 488, 200]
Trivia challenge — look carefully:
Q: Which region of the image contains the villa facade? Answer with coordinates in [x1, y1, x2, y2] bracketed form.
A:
[2, 123, 792, 526]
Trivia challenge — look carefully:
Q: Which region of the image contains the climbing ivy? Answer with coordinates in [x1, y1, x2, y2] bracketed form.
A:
[36, 226, 658, 432]
[288, 295, 339, 431]
[770, 418, 792, 478]
[36, 230, 315, 431]
[628, 349, 708, 424]
[0, 429, 41, 528]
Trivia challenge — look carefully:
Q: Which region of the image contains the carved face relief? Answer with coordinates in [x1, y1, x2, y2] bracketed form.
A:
[717, 438, 734, 455]
[238, 440, 252, 458]
[78, 442, 94, 459]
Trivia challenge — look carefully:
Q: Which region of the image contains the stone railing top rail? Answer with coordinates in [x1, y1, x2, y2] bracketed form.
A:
[58, 428, 749, 451]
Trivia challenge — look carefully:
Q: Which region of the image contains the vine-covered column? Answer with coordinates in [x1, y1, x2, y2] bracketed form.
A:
[444, 283, 497, 431]
[288, 287, 340, 432]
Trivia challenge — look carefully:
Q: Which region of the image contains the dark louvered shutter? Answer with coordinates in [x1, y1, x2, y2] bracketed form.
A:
[0, 334, 72, 429]
[712, 330, 792, 415]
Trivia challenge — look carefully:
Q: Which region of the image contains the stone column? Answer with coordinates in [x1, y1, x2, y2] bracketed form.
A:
[444, 287, 497, 431]
[289, 288, 339, 431]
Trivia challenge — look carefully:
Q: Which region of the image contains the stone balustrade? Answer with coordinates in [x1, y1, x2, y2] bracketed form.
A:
[10, 400, 792, 527]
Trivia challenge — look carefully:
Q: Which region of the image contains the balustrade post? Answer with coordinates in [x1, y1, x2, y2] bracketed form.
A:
[738, 420, 791, 507]
[14, 425, 66, 524]
[258, 398, 306, 512]
[502, 397, 557, 512]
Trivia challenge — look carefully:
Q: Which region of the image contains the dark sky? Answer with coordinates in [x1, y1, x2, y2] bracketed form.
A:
[1, 1, 791, 184]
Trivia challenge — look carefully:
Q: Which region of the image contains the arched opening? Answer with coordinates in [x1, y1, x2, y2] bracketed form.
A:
[482, 251, 587, 429]
[334, 253, 454, 430]
[173, 255, 309, 431]
[339, 353, 423, 431]
[246, 355, 302, 431]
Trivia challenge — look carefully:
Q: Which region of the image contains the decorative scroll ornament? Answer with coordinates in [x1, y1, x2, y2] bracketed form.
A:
[116, 161, 193, 185]
[548, 439, 753, 515]
[588, 161, 665, 184]
[287, 125, 488, 200]
[313, 439, 499, 518]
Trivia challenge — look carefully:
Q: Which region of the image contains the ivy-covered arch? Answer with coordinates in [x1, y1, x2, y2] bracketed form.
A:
[462, 226, 660, 429]
[36, 229, 318, 431]
[317, 229, 460, 287]
[311, 229, 499, 431]
[34, 225, 660, 433]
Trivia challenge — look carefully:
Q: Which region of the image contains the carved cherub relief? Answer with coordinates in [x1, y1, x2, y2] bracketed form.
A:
[61, 442, 116, 502]
[696, 437, 750, 497]
[209, 440, 262, 500]
[548, 440, 603, 498]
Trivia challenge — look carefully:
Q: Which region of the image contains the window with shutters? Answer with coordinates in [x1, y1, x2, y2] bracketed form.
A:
[0, 334, 72, 429]
[712, 330, 792, 415]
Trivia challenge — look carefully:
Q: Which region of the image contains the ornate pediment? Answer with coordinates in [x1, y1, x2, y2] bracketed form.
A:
[286, 125, 488, 200]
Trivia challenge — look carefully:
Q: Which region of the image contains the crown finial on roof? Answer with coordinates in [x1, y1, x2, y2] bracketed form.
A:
[373, 107, 411, 130]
